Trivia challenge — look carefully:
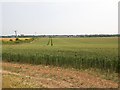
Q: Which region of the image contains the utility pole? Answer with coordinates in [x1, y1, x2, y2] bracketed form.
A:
[14, 30, 17, 38]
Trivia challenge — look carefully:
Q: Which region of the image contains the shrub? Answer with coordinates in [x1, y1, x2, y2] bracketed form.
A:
[16, 38, 19, 41]
[9, 39, 13, 41]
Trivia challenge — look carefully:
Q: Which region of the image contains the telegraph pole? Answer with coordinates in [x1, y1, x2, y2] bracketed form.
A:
[14, 30, 17, 38]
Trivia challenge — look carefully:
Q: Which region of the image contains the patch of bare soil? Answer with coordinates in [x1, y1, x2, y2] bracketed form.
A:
[2, 62, 118, 88]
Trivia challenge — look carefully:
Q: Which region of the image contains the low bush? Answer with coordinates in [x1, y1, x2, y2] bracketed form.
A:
[9, 39, 13, 41]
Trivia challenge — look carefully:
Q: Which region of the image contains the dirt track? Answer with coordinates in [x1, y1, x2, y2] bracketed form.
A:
[2, 62, 118, 88]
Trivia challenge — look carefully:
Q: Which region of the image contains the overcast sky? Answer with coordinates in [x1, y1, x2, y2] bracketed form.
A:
[0, 0, 119, 35]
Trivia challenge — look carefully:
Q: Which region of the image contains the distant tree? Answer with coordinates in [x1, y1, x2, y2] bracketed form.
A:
[16, 38, 19, 41]
[20, 34, 24, 37]
[9, 39, 13, 41]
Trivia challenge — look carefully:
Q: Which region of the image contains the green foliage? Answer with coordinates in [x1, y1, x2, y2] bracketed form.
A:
[16, 38, 19, 41]
[2, 40, 14, 44]
[9, 39, 13, 41]
[2, 37, 118, 74]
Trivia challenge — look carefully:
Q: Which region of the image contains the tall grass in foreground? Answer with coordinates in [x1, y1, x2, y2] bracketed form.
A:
[2, 51, 118, 74]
